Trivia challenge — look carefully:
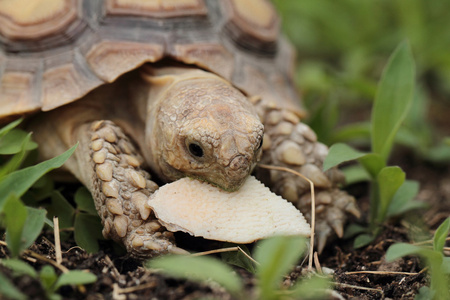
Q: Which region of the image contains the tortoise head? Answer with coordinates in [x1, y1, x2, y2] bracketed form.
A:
[146, 69, 263, 191]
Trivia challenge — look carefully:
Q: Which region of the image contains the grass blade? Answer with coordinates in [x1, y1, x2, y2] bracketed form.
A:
[371, 41, 415, 161]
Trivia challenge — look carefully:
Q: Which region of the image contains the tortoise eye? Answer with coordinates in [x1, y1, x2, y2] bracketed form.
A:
[188, 143, 204, 158]
[256, 137, 263, 151]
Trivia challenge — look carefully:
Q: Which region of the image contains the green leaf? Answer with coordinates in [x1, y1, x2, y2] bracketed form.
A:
[0, 272, 27, 300]
[39, 265, 58, 293]
[54, 271, 97, 290]
[0, 133, 32, 179]
[385, 243, 435, 262]
[3, 195, 28, 257]
[74, 187, 97, 215]
[387, 180, 425, 217]
[376, 166, 405, 225]
[332, 122, 371, 144]
[74, 213, 103, 253]
[0, 258, 38, 278]
[343, 223, 368, 239]
[0, 144, 77, 210]
[358, 153, 385, 178]
[221, 244, 256, 273]
[0, 118, 22, 138]
[21, 207, 46, 250]
[354, 233, 375, 248]
[254, 236, 307, 299]
[0, 129, 37, 155]
[443, 257, 450, 274]
[414, 286, 435, 300]
[323, 143, 367, 172]
[47, 191, 75, 229]
[433, 217, 450, 253]
[148, 255, 242, 294]
[291, 275, 331, 299]
[371, 41, 415, 161]
[342, 164, 371, 185]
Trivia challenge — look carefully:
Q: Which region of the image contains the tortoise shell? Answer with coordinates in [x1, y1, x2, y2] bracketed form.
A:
[0, 0, 303, 120]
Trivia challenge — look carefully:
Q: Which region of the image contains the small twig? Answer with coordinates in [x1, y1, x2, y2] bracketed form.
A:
[313, 252, 322, 275]
[345, 270, 420, 276]
[114, 281, 158, 295]
[258, 164, 316, 270]
[335, 282, 384, 295]
[191, 246, 260, 265]
[53, 216, 63, 265]
[0, 240, 68, 273]
[63, 246, 84, 253]
[24, 250, 69, 273]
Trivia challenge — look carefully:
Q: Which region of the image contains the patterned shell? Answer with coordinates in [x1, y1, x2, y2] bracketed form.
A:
[0, 0, 303, 120]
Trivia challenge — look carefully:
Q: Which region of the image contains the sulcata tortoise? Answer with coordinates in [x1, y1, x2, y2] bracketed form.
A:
[0, 0, 359, 258]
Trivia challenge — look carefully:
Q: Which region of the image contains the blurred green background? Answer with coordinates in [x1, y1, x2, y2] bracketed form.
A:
[272, 0, 450, 161]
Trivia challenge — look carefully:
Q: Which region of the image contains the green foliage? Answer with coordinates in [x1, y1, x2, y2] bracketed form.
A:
[1, 258, 96, 300]
[254, 236, 307, 300]
[221, 244, 256, 273]
[150, 254, 243, 295]
[273, 0, 449, 160]
[386, 218, 450, 300]
[323, 42, 422, 247]
[0, 143, 77, 210]
[147, 236, 330, 300]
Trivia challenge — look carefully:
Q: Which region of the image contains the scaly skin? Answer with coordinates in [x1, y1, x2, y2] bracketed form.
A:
[253, 104, 360, 252]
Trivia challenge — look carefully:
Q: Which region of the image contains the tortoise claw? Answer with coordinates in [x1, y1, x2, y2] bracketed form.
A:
[168, 245, 190, 255]
[329, 219, 344, 238]
[345, 202, 361, 218]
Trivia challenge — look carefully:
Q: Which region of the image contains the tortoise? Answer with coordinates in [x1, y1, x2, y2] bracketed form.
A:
[0, 0, 359, 258]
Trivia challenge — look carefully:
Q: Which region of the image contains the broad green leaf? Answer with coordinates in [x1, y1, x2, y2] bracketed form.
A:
[74, 187, 97, 215]
[433, 217, 450, 253]
[54, 271, 97, 290]
[323, 143, 367, 171]
[221, 243, 256, 273]
[0, 144, 77, 210]
[0, 272, 27, 300]
[0, 133, 32, 179]
[385, 243, 435, 262]
[0, 129, 37, 155]
[358, 153, 385, 178]
[371, 41, 415, 161]
[74, 213, 103, 253]
[21, 207, 47, 250]
[387, 180, 425, 217]
[3, 195, 27, 257]
[354, 233, 375, 249]
[0, 258, 38, 278]
[148, 255, 242, 294]
[376, 166, 405, 225]
[47, 191, 75, 229]
[254, 236, 306, 299]
[291, 275, 331, 299]
[39, 265, 58, 292]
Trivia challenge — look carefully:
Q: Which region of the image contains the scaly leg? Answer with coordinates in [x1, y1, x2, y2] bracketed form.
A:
[77, 120, 186, 258]
[254, 104, 360, 252]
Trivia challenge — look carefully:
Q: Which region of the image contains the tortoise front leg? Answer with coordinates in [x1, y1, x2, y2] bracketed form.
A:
[77, 120, 186, 258]
[254, 103, 360, 252]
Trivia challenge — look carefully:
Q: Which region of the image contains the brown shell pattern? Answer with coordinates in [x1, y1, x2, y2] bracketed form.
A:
[0, 0, 303, 120]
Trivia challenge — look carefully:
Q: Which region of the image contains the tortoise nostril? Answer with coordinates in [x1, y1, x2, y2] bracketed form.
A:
[229, 155, 248, 171]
